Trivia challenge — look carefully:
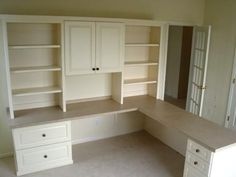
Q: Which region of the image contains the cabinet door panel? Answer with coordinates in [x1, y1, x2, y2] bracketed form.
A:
[96, 23, 124, 73]
[65, 21, 95, 75]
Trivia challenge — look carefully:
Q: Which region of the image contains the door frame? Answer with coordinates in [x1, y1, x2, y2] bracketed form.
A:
[225, 48, 236, 128]
[186, 26, 211, 116]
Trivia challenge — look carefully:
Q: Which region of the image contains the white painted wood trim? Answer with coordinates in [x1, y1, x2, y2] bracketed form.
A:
[1, 20, 14, 119]
[157, 24, 169, 100]
[225, 48, 236, 128]
[59, 22, 66, 112]
[199, 26, 211, 117]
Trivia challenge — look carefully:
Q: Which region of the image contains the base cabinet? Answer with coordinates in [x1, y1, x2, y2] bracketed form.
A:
[183, 139, 236, 177]
[15, 142, 73, 176]
[12, 121, 73, 176]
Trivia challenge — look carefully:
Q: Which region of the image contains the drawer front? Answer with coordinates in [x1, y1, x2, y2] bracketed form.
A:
[186, 152, 210, 176]
[184, 163, 206, 177]
[16, 142, 73, 176]
[187, 139, 212, 162]
[13, 121, 71, 150]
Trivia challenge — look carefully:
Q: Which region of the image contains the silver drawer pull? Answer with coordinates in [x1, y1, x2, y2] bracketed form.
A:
[194, 161, 198, 165]
[196, 149, 200, 153]
[42, 134, 46, 137]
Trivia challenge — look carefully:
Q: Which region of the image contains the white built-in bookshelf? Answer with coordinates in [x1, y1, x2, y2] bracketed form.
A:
[123, 25, 160, 98]
[2, 16, 165, 119]
[6, 23, 65, 118]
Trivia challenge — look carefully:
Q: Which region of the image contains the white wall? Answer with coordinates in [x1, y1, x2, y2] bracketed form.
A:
[0, 0, 205, 24]
[0, 21, 13, 158]
[202, 0, 236, 125]
[165, 26, 183, 98]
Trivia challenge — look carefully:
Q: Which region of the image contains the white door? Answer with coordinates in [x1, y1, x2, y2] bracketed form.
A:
[186, 26, 211, 116]
[95, 22, 124, 73]
[65, 21, 96, 75]
[225, 49, 236, 129]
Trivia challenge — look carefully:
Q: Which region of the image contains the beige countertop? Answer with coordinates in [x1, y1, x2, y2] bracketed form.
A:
[9, 95, 236, 152]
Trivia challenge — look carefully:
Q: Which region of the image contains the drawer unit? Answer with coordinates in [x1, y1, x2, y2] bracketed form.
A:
[15, 142, 73, 176]
[187, 139, 212, 162]
[13, 121, 71, 150]
[186, 152, 210, 176]
[184, 139, 213, 177]
[184, 163, 206, 177]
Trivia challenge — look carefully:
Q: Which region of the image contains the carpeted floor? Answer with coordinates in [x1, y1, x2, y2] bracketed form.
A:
[0, 131, 184, 177]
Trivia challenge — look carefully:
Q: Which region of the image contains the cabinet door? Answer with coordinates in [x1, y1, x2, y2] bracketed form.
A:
[65, 21, 95, 75]
[96, 22, 124, 73]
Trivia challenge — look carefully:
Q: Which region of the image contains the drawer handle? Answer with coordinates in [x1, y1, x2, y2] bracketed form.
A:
[196, 149, 200, 153]
[44, 155, 48, 158]
[194, 161, 198, 165]
[42, 134, 46, 137]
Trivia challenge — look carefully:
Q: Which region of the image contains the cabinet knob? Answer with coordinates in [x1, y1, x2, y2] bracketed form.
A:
[96, 68, 99, 71]
[196, 149, 200, 153]
[92, 68, 95, 71]
[44, 155, 48, 158]
[194, 161, 198, 165]
[42, 134, 46, 137]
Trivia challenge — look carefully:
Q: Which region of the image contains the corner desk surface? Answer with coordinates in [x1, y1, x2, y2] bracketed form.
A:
[9, 95, 236, 152]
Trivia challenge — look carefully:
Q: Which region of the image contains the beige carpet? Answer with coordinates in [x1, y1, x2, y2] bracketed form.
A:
[0, 131, 184, 177]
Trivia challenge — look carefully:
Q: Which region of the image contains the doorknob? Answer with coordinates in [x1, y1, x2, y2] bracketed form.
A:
[198, 85, 207, 90]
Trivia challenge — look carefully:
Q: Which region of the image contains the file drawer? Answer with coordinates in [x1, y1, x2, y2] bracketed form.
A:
[15, 142, 73, 176]
[13, 121, 71, 150]
[187, 139, 212, 162]
[186, 151, 210, 176]
[184, 163, 206, 177]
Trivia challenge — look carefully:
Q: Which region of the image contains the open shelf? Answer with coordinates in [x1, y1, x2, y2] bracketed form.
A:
[124, 78, 157, 86]
[12, 86, 62, 97]
[10, 66, 62, 73]
[125, 61, 158, 66]
[125, 43, 160, 47]
[8, 45, 61, 49]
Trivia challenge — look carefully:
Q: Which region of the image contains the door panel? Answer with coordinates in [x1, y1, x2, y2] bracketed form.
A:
[65, 21, 95, 75]
[226, 49, 236, 129]
[96, 22, 124, 73]
[187, 26, 211, 116]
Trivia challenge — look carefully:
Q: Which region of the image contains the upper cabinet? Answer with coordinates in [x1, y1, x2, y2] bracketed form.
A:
[95, 23, 124, 73]
[65, 21, 124, 75]
[65, 21, 95, 75]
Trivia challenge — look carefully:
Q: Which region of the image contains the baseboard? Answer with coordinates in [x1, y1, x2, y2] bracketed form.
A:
[0, 152, 13, 159]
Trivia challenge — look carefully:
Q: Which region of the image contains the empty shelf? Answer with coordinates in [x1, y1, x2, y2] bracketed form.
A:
[124, 78, 157, 85]
[9, 45, 61, 49]
[125, 43, 160, 47]
[125, 61, 158, 66]
[10, 66, 62, 73]
[12, 86, 62, 96]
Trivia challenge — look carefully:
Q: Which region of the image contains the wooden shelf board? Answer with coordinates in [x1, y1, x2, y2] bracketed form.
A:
[125, 61, 158, 66]
[124, 78, 157, 85]
[12, 86, 62, 96]
[9, 45, 61, 49]
[125, 43, 160, 47]
[10, 66, 62, 73]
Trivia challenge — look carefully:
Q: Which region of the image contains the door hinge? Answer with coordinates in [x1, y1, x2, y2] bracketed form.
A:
[227, 116, 230, 121]
[233, 78, 236, 84]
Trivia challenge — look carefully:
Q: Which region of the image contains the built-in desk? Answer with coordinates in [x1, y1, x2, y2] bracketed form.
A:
[9, 96, 236, 177]
[9, 95, 236, 152]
